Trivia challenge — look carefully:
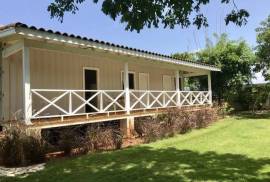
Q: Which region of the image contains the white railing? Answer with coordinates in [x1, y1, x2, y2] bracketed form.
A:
[31, 89, 211, 119]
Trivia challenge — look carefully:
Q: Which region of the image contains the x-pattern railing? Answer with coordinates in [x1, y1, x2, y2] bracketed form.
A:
[31, 89, 211, 119]
[31, 89, 125, 119]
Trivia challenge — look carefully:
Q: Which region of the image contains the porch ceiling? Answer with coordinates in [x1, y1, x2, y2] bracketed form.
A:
[0, 22, 220, 73]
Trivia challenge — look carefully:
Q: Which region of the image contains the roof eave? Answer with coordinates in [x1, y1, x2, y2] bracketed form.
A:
[0, 27, 16, 39]
[1, 24, 220, 72]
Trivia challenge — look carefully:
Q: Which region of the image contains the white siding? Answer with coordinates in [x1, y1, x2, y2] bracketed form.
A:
[3, 48, 176, 120]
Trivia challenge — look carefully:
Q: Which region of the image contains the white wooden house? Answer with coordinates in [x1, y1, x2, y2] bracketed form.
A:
[0, 23, 220, 135]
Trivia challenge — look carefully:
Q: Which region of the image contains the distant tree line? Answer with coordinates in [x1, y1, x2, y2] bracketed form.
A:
[173, 15, 270, 110]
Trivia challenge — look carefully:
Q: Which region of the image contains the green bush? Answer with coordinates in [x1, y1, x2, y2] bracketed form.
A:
[228, 84, 270, 112]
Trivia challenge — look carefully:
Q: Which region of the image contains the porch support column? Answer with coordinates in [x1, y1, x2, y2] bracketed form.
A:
[124, 62, 130, 114]
[175, 70, 180, 107]
[0, 44, 3, 120]
[208, 72, 212, 105]
[180, 72, 185, 91]
[120, 117, 134, 138]
[22, 46, 32, 125]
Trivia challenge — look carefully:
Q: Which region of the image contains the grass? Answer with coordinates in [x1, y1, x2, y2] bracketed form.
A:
[2, 114, 270, 182]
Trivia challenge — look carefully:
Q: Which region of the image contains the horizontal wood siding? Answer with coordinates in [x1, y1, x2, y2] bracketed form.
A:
[30, 48, 174, 90]
[3, 51, 23, 120]
[3, 47, 175, 120]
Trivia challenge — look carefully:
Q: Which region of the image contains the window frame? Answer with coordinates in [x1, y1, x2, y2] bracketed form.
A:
[121, 71, 136, 90]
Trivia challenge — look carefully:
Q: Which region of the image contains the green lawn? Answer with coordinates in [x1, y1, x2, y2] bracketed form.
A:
[2, 114, 270, 182]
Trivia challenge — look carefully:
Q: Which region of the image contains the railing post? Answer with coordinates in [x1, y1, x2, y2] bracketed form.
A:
[69, 91, 72, 114]
[200, 92, 203, 104]
[175, 70, 180, 107]
[100, 91, 103, 112]
[162, 91, 166, 107]
[22, 45, 32, 125]
[190, 92, 193, 105]
[208, 72, 212, 105]
[147, 91, 150, 109]
[124, 62, 130, 114]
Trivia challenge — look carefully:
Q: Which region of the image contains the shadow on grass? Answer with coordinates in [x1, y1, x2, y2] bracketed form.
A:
[4, 146, 270, 182]
[234, 110, 270, 120]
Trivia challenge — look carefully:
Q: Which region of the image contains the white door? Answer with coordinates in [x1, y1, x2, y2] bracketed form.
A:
[163, 75, 173, 90]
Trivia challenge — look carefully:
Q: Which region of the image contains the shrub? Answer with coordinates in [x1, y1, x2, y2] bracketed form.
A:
[85, 125, 123, 151]
[175, 109, 194, 134]
[58, 128, 83, 156]
[135, 117, 161, 143]
[135, 107, 218, 143]
[0, 125, 47, 167]
[23, 136, 47, 164]
[42, 124, 123, 156]
[112, 129, 123, 149]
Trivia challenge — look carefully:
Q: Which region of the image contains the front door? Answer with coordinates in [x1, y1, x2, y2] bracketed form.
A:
[84, 69, 98, 113]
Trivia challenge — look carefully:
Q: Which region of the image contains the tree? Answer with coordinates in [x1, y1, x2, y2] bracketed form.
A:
[255, 15, 270, 81]
[48, 0, 249, 32]
[173, 34, 255, 104]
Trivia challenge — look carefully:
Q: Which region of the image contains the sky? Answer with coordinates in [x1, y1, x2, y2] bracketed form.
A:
[0, 0, 269, 83]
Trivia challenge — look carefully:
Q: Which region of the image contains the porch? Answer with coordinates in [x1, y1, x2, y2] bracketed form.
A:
[2, 45, 214, 127]
[0, 24, 219, 128]
[28, 59, 212, 126]
[31, 89, 212, 125]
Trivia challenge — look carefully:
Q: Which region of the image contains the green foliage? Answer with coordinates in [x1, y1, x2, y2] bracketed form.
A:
[232, 84, 270, 111]
[173, 52, 197, 61]
[255, 15, 270, 80]
[48, 0, 249, 32]
[173, 34, 255, 104]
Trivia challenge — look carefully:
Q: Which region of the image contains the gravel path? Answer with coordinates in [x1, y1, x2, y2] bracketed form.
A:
[0, 163, 45, 177]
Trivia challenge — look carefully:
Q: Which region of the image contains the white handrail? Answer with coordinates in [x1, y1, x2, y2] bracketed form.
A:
[31, 89, 211, 119]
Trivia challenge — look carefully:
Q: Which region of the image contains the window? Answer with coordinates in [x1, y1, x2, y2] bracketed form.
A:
[163, 75, 173, 90]
[121, 72, 135, 89]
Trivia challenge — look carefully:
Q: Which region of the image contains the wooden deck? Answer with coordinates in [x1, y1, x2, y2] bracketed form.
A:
[30, 108, 170, 129]
[1, 105, 210, 130]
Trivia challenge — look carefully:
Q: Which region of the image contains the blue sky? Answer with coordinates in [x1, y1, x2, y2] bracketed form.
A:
[0, 0, 269, 82]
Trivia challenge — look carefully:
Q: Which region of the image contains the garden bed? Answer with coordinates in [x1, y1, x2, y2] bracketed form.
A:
[0, 107, 218, 171]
